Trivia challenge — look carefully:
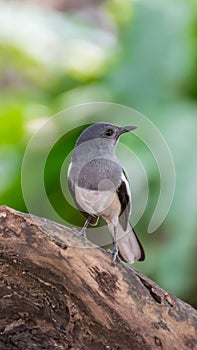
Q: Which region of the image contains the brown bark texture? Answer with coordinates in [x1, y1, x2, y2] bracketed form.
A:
[0, 205, 196, 350]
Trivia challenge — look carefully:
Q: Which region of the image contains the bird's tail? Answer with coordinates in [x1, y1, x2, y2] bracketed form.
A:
[109, 223, 145, 263]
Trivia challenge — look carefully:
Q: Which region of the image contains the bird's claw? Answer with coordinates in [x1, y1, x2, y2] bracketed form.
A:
[112, 247, 120, 263]
[75, 228, 87, 239]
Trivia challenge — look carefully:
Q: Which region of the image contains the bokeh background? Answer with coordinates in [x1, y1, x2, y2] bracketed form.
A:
[0, 0, 197, 308]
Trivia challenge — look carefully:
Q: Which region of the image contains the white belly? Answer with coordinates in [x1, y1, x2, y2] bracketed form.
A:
[75, 185, 117, 217]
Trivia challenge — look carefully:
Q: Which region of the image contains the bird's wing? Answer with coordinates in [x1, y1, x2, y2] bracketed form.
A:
[117, 169, 131, 231]
[116, 169, 145, 262]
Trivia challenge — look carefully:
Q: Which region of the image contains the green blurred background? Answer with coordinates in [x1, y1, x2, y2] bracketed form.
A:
[0, 0, 197, 307]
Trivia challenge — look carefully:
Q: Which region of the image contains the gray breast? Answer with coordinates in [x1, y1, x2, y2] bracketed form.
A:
[74, 158, 122, 191]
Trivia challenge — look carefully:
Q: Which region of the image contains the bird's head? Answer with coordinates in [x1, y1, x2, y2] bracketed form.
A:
[76, 122, 137, 147]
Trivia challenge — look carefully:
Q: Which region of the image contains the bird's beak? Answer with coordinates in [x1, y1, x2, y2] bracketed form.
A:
[119, 125, 137, 135]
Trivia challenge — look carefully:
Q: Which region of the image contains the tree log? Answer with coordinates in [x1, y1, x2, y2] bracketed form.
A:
[0, 206, 196, 350]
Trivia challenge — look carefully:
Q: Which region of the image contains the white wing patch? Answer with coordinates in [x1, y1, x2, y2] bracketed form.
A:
[121, 171, 132, 214]
[67, 162, 72, 177]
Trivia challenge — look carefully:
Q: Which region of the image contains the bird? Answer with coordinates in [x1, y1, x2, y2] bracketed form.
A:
[67, 122, 145, 263]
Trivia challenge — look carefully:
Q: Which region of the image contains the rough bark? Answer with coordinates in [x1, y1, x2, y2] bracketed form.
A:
[0, 205, 196, 350]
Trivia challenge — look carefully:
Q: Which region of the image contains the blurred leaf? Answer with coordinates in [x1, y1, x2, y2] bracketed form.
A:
[0, 105, 24, 144]
[0, 2, 117, 81]
[0, 146, 21, 195]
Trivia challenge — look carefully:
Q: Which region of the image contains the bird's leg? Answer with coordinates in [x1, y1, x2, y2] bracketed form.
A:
[112, 225, 119, 262]
[78, 217, 90, 239]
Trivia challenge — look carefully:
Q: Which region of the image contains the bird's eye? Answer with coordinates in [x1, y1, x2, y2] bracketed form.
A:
[105, 129, 114, 137]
